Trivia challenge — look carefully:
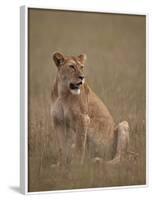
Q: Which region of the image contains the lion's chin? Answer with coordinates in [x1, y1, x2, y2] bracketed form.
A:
[70, 89, 80, 95]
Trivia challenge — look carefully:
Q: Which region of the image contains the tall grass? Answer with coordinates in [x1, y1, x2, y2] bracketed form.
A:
[28, 9, 146, 192]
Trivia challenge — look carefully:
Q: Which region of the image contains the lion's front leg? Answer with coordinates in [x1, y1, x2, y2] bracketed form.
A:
[74, 114, 90, 164]
[54, 123, 67, 166]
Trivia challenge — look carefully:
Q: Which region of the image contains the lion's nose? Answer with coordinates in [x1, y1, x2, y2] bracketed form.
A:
[79, 75, 84, 80]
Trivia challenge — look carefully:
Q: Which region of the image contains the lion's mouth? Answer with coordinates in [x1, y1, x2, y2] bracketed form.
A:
[69, 82, 82, 90]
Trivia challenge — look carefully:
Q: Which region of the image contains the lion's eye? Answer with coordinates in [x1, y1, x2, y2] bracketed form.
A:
[69, 65, 75, 70]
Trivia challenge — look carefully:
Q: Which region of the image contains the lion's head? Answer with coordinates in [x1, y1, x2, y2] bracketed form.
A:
[53, 52, 87, 95]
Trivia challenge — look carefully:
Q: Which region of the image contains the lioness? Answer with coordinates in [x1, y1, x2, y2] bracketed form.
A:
[51, 52, 129, 165]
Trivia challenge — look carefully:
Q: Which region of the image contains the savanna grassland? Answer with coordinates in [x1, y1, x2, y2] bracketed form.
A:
[28, 9, 146, 192]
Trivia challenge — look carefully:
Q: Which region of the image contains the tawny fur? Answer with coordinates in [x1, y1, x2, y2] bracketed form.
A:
[50, 52, 129, 165]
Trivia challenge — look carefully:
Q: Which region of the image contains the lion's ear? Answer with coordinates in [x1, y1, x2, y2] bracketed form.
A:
[52, 52, 65, 68]
[78, 54, 87, 64]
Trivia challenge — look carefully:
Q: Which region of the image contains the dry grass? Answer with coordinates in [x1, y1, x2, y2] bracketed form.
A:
[28, 9, 146, 192]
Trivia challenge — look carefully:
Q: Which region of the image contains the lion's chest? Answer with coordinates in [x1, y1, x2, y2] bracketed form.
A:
[51, 98, 77, 126]
[51, 98, 64, 124]
[51, 96, 87, 129]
